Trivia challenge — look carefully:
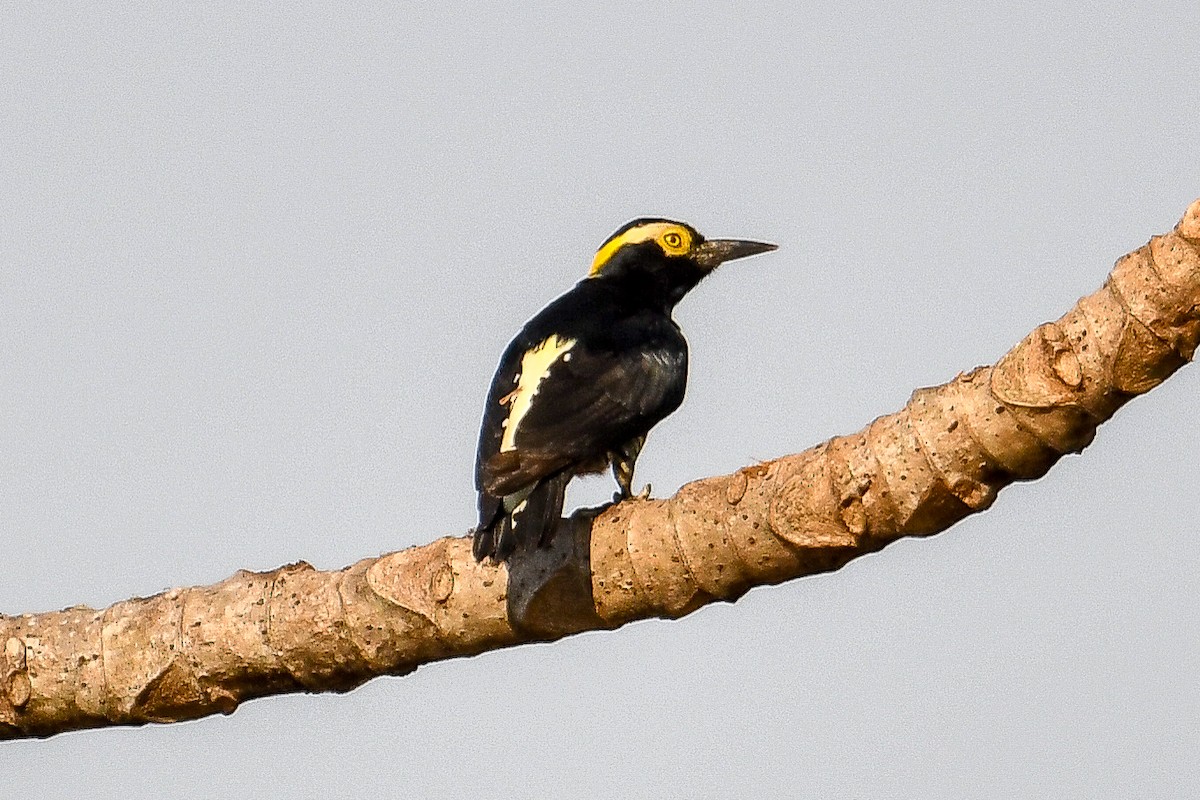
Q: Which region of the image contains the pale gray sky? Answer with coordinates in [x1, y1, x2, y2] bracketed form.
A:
[2, 3, 1198, 797]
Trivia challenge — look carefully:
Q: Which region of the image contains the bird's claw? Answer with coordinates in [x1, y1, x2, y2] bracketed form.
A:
[614, 484, 653, 503]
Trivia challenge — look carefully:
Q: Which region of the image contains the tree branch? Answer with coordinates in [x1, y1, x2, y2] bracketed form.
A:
[4, 199, 1198, 740]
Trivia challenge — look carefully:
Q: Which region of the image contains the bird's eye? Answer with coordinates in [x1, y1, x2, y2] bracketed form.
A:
[661, 231, 685, 250]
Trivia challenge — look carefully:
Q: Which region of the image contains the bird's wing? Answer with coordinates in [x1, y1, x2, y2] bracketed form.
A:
[476, 338, 686, 497]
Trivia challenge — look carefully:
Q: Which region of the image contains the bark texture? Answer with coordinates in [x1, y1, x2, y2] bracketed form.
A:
[3, 200, 1199, 740]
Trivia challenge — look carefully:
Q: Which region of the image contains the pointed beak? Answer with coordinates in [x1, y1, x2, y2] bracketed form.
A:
[693, 238, 779, 270]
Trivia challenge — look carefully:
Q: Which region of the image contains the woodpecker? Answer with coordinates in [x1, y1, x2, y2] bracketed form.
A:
[472, 218, 777, 563]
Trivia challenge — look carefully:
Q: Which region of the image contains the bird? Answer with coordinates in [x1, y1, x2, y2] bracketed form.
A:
[472, 218, 777, 563]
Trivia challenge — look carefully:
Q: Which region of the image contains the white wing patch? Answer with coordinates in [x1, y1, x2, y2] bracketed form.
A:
[499, 334, 577, 452]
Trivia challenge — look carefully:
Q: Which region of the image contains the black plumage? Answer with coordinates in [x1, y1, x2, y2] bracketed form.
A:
[473, 218, 776, 562]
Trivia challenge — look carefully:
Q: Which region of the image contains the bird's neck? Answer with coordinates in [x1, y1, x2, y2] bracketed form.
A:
[591, 265, 704, 315]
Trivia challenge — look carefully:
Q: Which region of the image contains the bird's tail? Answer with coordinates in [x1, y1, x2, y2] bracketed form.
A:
[473, 472, 569, 563]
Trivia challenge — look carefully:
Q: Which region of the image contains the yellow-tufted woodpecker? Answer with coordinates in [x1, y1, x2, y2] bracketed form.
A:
[473, 218, 777, 563]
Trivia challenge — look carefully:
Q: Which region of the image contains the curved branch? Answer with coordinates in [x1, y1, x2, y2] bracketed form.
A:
[3, 199, 1199, 740]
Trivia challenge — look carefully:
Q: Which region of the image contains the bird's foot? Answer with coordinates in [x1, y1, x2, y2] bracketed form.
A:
[613, 483, 652, 503]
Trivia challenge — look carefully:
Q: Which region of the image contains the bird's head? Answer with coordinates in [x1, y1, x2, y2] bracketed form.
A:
[588, 218, 777, 308]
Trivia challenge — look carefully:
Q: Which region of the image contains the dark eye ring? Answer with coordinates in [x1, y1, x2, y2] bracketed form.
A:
[663, 232, 683, 248]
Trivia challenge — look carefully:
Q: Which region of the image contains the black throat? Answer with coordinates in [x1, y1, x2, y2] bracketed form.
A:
[593, 245, 707, 314]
